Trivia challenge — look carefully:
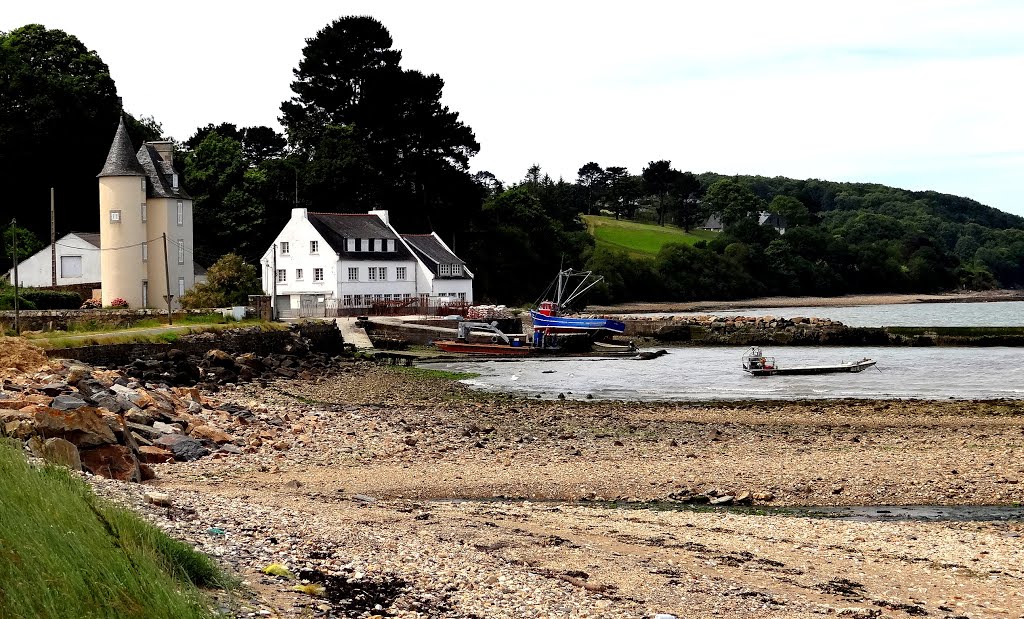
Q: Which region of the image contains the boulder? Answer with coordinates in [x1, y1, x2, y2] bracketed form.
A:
[81, 445, 141, 482]
[51, 394, 88, 411]
[40, 437, 82, 471]
[189, 424, 234, 445]
[205, 349, 237, 369]
[65, 365, 92, 385]
[144, 491, 172, 507]
[139, 463, 157, 481]
[154, 434, 209, 461]
[152, 421, 182, 435]
[137, 445, 175, 464]
[40, 382, 68, 397]
[32, 406, 117, 448]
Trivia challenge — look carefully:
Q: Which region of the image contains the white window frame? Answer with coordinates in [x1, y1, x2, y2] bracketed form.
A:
[295, 268, 303, 280]
[452, 264, 462, 276]
[396, 266, 407, 281]
[142, 243, 148, 262]
[109, 210, 121, 223]
[348, 267, 358, 281]
[368, 266, 378, 281]
[374, 239, 382, 252]
[176, 200, 183, 225]
[172, 173, 179, 190]
[343, 295, 353, 306]
[346, 238, 355, 252]
[141, 178, 146, 191]
[314, 268, 324, 282]
[310, 240, 319, 254]
[379, 267, 387, 281]
[276, 269, 286, 283]
[280, 241, 289, 255]
[178, 277, 185, 297]
[177, 239, 185, 264]
[439, 263, 451, 276]
[386, 239, 395, 252]
[141, 203, 147, 222]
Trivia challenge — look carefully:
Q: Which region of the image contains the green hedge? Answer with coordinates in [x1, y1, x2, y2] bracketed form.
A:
[0, 293, 37, 310]
[21, 289, 83, 309]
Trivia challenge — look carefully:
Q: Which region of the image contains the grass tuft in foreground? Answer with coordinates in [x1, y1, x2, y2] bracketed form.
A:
[0, 439, 229, 619]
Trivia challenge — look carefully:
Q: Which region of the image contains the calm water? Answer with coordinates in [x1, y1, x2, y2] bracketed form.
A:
[631, 300, 1024, 327]
[426, 346, 1024, 401]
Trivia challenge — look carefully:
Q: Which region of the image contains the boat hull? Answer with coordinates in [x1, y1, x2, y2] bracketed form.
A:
[434, 340, 531, 356]
[530, 311, 626, 335]
[746, 360, 877, 376]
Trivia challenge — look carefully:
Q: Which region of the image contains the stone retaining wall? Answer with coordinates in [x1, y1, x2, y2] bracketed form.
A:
[619, 315, 894, 346]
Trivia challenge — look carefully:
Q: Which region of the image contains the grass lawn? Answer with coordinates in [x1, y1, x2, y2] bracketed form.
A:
[24, 318, 285, 350]
[582, 215, 718, 258]
[0, 439, 230, 618]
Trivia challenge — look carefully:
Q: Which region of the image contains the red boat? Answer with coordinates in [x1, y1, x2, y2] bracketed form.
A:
[433, 340, 531, 356]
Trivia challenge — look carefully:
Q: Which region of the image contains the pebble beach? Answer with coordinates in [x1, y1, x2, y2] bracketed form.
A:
[88, 364, 1024, 618]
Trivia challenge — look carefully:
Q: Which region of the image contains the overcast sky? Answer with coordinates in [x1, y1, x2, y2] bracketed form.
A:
[6, 1, 1024, 216]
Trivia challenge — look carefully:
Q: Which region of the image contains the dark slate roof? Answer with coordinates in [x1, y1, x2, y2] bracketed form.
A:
[759, 212, 787, 229]
[97, 117, 146, 177]
[307, 213, 414, 261]
[194, 262, 208, 277]
[401, 234, 471, 278]
[72, 232, 101, 248]
[138, 144, 191, 199]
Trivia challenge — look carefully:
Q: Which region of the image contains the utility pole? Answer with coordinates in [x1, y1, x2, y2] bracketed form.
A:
[10, 218, 20, 334]
[271, 243, 278, 321]
[50, 188, 56, 287]
[162, 234, 173, 325]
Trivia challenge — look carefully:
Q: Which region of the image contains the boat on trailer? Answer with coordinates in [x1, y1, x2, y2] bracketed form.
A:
[433, 321, 531, 356]
[741, 347, 877, 376]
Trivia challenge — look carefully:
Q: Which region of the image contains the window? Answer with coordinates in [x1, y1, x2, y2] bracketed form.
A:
[142, 243, 148, 262]
[458, 292, 467, 300]
[386, 239, 395, 252]
[439, 263, 451, 276]
[452, 264, 462, 276]
[60, 255, 83, 278]
[276, 269, 286, 283]
[346, 238, 355, 252]
[142, 281, 148, 307]
[379, 267, 387, 281]
[353, 294, 363, 306]
[178, 277, 185, 297]
[403, 293, 411, 299]
[280, 241, 289, 255]
[396, 266, 407, 281]
[343, 295, 353, 306]
[141, 178, 146, 191]
[383, 294, 392, 301]
[295, 268, 303, 280]
[109, 210, 121, 223]
[176, 200, 183, 225]
[374, 294, 383, 301]
[172, 173, 179, 190]
[314, 268, 324, 282]
[310, 240, 318, 254]
[368, 267, 378, 281]
[141, 203, 147, 222]
[374, 239, 382, 252]
[177, 239, 184, 264]
[347, 267, 358, 281]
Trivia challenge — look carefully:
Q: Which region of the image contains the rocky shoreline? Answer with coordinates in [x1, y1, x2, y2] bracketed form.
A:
[5, 348, 1024, 618]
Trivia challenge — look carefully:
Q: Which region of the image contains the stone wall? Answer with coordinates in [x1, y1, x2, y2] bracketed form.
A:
[46, 322, 343, 366]
[0, 307, 254, 333]
[621, 315, 893, 346]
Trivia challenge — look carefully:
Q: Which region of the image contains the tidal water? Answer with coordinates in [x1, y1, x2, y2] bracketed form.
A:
[426, 346, 1024, 401]
[631, 300, 1024, 327]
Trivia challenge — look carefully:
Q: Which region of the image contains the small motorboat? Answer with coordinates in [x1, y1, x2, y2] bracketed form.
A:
[741, 346, 876, 376]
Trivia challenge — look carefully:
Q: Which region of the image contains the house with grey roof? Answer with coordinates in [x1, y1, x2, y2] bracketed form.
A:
[4, 232, 101, 289]
[260, 208, 473, 317]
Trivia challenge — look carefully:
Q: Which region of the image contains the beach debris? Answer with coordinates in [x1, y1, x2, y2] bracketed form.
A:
[262, 563, 295, 579]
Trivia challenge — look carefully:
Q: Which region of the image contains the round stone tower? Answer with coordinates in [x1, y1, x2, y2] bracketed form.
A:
[97, 117, 149, 308]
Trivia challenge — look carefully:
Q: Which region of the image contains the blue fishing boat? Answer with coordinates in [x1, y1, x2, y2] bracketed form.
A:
[530, 269, 626, 337]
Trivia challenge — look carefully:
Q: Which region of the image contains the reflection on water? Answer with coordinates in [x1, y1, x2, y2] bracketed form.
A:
[630, 300, 1024, 327]
[426, 346, 1024, 401]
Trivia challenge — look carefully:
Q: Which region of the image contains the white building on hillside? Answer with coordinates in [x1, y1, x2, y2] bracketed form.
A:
[261, 208, 474, 316]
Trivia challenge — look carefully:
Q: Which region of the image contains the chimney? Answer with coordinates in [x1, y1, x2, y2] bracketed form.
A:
[149, 141, 174, 165]
[292, 208, 308, 220]
[368, 209, 389, 224]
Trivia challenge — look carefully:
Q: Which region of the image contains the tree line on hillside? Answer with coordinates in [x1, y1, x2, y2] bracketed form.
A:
[2, 19, 1023, 306]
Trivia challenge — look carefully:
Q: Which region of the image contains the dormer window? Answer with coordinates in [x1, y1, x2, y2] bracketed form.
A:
[439, 263, 451, 276]
[172, 173, 179, 189]
[452, 264, 462, 276]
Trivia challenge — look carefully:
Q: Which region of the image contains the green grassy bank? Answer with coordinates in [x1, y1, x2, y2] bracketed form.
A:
[582, 215, 718, 258]
[0, 440, 227, 618]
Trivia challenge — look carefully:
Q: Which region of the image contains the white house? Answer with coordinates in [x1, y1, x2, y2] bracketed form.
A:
[402, 233, 474, 300]
[261, 208, 473, 316]
[4, 232, 101, 288]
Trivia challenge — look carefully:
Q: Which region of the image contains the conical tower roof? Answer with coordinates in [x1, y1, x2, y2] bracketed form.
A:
[97, 116, 146, 177]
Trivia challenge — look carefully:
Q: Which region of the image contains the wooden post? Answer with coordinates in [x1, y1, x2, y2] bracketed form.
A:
[10, 218, 20, 335]
[50, 188, 56, 287]
[162, 234, 173, 325]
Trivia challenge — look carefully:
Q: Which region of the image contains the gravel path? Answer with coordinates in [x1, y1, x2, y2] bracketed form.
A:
[90, 363, 1024, 618]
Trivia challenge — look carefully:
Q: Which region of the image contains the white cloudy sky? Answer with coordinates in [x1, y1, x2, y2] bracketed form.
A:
[6, 0, 1024, 216]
